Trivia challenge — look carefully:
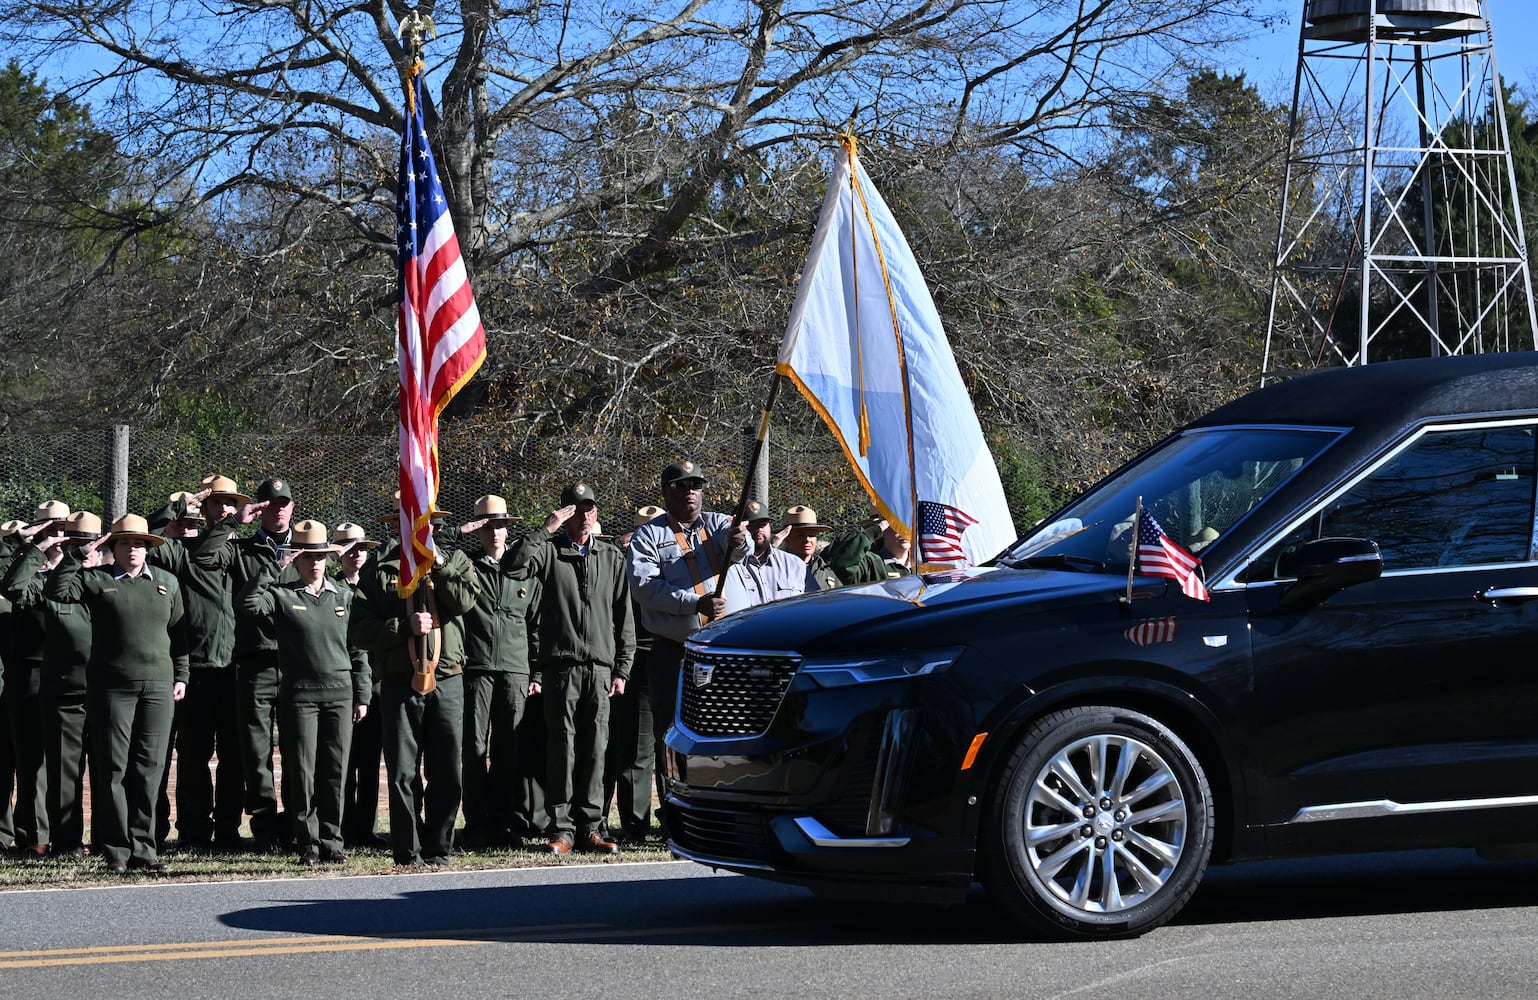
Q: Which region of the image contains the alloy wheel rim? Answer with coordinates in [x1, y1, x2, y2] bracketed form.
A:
[1022, 732, 1188, 914]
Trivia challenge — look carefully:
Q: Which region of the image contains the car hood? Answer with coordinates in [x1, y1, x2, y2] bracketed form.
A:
[691, 565, 1130, 654]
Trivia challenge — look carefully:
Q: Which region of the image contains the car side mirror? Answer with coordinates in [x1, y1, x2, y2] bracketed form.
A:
[1279, 537, 1382, 611]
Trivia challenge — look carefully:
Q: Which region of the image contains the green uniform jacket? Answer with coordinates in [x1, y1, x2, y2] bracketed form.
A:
[237, 566, 370, 706]
[462, 551, 541, 675]
[347, 543, 480, 683]
[502, 529, 635, 685]
[147, 519, 237, 670]
[183, 516, 298, 664]
[808, 553, 842, 592]
[2, 545, 91, 697]
[821, 525, 913, 585]
[45, 552, 190, 686]
[1, 543, 55, 698]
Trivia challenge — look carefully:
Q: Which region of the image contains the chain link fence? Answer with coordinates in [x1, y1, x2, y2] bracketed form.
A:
[0, 421, 960, 539]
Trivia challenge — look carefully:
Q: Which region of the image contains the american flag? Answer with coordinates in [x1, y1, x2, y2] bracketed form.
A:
[396, 67, 486, 597]
[1136, 510, 1210, 601]
[1124, 616, 1179, 647]
[918, 500, 979, 567]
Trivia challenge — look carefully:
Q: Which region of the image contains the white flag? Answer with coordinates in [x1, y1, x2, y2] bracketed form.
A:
[777, 140, 1015, 568]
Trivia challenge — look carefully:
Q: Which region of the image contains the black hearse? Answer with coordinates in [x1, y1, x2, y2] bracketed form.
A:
[665, 353, 1538, 938]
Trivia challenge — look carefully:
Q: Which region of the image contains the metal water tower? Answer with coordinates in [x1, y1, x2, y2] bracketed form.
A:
[1262, 0, 1537, 375]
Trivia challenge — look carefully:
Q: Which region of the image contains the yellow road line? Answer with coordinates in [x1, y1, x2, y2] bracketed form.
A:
[0, 920, 779, 970]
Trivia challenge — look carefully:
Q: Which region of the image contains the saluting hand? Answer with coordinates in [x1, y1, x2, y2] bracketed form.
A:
[545, 505, 576, 534]
[238, 500, 269, 525]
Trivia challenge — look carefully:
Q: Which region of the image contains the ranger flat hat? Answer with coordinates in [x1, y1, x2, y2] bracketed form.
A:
[109, 513, 165, 549]
[29, 500, 71, 526]
[634, 504, 665, 527]
[330, 521, 380, 551]
[461, 494, 522, 533]
[61, 511, 103, 540]
[201, 473, 251, 506]
[286, 519, 340, 554]
[782, 505, 832, 532]
[254, 478, 294, 503]
[660, 459, 707, 487]
[0, 519, 25, 538]
[559, 482, 598, 507]
[168, 491, 203, 521]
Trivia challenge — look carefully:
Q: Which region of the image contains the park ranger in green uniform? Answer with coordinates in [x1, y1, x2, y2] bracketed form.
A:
[2, 511, 101, 857]
[238, 520, 371, 866]
[147, 478, 248, 851]
[778, 505, 839, 591]
[504, 482, 635, 856]
[1, 500, 71, 857]
[227, 477, 299, 851]
[458, 494, 540, 850]
[45, 514, 189, 874]
[348, 512, 479, 867]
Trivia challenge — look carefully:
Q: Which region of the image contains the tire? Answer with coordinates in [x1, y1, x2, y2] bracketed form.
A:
[982, 705, 1214, 939]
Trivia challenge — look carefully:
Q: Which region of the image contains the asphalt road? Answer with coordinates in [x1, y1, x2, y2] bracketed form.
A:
[2, 849, 1535, 998]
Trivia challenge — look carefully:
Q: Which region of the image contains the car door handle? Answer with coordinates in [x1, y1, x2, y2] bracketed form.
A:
[1477, 586, 1538, 603]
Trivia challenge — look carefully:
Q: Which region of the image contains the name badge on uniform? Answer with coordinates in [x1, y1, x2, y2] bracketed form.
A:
[103, 587, 118, 594]
[290, 604, 308, 612]
[334, 605, 345, 617]
[156, 585, 168, 596]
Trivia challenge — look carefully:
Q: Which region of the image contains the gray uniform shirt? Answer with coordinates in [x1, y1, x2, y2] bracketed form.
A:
[626, 512, 745, 643]
[721, 546, 814, 616]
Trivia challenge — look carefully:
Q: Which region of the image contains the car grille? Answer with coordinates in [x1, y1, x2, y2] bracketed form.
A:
[679, 647, 801, 737]
[669, 802, 774, 864]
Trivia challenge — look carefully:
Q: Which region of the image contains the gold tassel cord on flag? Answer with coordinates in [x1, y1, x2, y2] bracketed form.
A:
[846, 139, 922, 558]
[845, 133, 871, 458]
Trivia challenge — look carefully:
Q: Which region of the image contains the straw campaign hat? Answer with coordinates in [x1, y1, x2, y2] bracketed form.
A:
[460, 494, 522, 533]
[201, 474, 251, 506]
[61, 511, 103, 540]
[109, 514, 165, 549]
[330, 522, 380, 551]
[286, 520, 341, 555]
[782, 505, 832, 532]
[29, 500, 70, 527]
[633, 505, 665, 527]
[0, 519, 25, 538]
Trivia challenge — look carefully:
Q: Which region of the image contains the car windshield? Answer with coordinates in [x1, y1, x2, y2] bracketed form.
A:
[1001, 427, 1340, 573]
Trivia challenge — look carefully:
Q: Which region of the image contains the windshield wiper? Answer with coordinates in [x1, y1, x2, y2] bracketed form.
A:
[1015, 553, 1106, 573]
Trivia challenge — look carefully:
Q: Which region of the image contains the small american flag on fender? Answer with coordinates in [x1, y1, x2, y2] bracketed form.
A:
[1124, 616, 1179, 647]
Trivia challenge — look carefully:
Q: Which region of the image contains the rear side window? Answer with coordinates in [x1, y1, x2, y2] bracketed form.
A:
[1258, 425, 1538, 579]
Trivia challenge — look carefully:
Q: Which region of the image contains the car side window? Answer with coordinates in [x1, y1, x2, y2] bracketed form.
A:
[1255, 425, 1538, 580]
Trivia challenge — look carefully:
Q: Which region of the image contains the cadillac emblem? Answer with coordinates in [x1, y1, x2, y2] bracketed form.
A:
[691, 661, 714, 687]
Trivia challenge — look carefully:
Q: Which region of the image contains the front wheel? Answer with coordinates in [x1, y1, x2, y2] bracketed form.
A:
[983, 705, 1214, 939]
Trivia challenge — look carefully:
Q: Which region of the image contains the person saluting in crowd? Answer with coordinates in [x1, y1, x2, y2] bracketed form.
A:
[44, 514, 188, 875]
[237, 520, 370, 866]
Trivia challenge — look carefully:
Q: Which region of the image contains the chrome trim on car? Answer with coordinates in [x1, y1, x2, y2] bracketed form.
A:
[793, 816, 911, 848]
[1287, 793, 1538, 824]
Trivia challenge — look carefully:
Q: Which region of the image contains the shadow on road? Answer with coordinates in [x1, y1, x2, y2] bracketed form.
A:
[217, 848, 1538, 945]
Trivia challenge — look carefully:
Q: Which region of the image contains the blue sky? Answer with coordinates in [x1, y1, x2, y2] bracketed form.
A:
[1225, 1, 1538, 101]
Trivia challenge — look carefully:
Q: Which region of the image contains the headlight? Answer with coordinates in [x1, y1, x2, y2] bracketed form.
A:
[800, 647, 965, 688]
